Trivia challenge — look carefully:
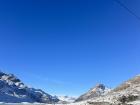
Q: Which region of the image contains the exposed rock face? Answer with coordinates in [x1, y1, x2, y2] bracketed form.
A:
[75, 84, 111, 102]
[109, 75, 140, 103]
[0, 71, 140, 105]
[113, 75, 140, 92]
[0, 71, 59, 103]
[87, 75, 140, 105]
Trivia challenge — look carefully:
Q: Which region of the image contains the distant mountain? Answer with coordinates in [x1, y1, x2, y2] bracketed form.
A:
[75, 84, 111, 102]
[57, 96, 76, 103]
[0, 70, 140, 105]
[87, 75, 140, 105]
[0, 71, 59, 103]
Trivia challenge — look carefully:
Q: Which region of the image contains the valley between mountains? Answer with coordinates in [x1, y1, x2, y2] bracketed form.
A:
[0, 71, 140, 105]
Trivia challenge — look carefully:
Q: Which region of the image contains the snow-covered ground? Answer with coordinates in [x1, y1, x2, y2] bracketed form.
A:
[0, 72, 140, 105]
[128, 101, 140, 105]
[57, 96, 77, 103]
[0, 102, 88, 105]
[0, 100, 140, 105]
[0, 101, 88, 105]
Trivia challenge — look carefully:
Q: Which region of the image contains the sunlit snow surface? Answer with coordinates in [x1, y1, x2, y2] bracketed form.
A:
[0, 103, 80, 105]
[0, 102, 87, 105]
[1, 101, 140, 105]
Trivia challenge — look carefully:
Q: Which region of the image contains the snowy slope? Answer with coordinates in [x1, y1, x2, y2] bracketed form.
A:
[75, 84, 111, 102]
[57, 96, 76, 103]
[0, 71, 140, 105]
[87, 75, 140, 104]
[0, 71, 59, 103]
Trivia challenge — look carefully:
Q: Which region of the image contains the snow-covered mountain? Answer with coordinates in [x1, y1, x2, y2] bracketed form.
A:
[75, 84, 111, 102]
[87, 75, 140, 105]
[0, 71, 59, 103]
[0, 71, 140, 105]
[57, 96, 76, 103]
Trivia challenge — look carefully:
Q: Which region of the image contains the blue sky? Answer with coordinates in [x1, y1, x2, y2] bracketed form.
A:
[0, 0, 140, 96]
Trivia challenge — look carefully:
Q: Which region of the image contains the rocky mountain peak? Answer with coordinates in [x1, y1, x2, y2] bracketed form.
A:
[0, 71, 59, 103]
[75, 84, 111, 102]
[95, 84, 105, 90]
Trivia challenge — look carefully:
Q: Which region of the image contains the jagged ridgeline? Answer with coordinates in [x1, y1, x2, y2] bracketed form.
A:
[85, 75, 140, 105]
[0, 71, 140, 105]
[75, 84, 111, 102]
[0, 71, 59, 103]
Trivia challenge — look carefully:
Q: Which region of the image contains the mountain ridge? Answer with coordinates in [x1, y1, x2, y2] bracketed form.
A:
[75, 84, 111, 102]
[0, 71, 59, 103]
[86, 75, 140, 105]
[0, 71, 140, 105]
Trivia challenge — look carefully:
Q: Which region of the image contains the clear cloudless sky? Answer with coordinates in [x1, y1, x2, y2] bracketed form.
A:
[0, 0, 140, 96]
